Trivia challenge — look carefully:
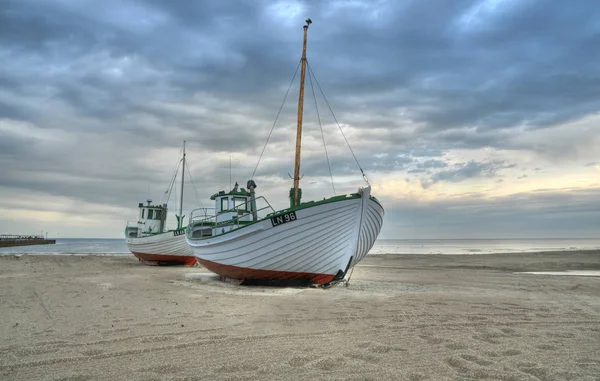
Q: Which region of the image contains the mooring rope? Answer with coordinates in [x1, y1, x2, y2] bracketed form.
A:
[344, 265, 355, 287]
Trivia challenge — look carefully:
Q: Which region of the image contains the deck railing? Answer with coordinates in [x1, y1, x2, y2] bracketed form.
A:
[188, 197, 276, 236]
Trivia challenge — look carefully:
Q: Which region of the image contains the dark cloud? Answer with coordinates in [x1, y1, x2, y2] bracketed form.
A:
[416, 159, 448, 171]
[407, 159, 448, 174]
[0, 132, 36, 157]
[409, 148, 444, 157]
[3, 0, 599, 134]
[420, 160, 514, 187]
[1, 0, 599, 237]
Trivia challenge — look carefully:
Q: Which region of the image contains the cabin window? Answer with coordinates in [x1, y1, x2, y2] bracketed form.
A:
[233, 197, 247, 211]
[142, 209, 145, 219]
[155, 210, 162, 220]
[221, 198, 229, 211]
[147, 209, 154, 219]
[192, 228, 212, 238]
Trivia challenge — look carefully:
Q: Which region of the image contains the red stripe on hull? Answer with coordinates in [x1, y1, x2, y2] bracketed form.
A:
[195, 258, 336, 285]
[131, 252, 197, 266]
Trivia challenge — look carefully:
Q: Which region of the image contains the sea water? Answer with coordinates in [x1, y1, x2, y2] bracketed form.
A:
[1, 238, 599, 256]
[370, 238, 600, 255]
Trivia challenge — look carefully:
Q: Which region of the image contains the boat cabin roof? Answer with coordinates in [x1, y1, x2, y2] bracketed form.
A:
[210, 187, 251, 200]
[138, 203, 167, 209]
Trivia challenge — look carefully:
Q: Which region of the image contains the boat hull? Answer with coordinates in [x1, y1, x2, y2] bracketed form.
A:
[197, 258, 337, 285]
[187, 187, 383, 285]
[126, 232, 196, 266]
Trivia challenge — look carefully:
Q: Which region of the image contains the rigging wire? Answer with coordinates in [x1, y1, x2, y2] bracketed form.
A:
[164, 158, 182, 206]
[307, 63, 370, 186]
[185, 162, 206, 209]
[172, 178, 178, 220]
[161, 144, 185, 204]
[250, 59, 302, 180]
[307, 63, 336, 195]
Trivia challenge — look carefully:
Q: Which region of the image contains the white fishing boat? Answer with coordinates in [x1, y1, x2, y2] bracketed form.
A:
[186, 19, 384, 286]
[125, 142, 196, 266]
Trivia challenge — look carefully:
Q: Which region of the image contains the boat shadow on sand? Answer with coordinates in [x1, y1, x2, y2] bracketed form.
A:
[182, 272, 344, 291]
[179, 272, 426, 298]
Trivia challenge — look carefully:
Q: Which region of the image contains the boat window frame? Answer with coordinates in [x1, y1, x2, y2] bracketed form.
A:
[233, 197, 247, 211]
[220, 197, 229, 212]
[147, 209, 154, 219]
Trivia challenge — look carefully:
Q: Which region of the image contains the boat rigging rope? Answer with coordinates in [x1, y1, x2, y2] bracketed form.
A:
[163, 158, 182, 205]
[307, 63, 370, 186]
[185, 162, 205, 209]
[161, 144, 184, 204]
[172, 180, 178, 216]
[251, 60, 302, 180]
[308, 64, 336, 195]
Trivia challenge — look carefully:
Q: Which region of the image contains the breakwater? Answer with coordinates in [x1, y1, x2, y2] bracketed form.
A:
[0, 234, 56, 248]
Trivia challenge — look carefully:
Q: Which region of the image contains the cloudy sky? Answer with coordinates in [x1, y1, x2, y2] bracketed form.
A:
[1, 0, 599, 239]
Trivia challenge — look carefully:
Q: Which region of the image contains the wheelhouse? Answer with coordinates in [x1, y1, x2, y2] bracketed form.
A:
[188, 181, 277, 239]
[126, 199, 168, 237]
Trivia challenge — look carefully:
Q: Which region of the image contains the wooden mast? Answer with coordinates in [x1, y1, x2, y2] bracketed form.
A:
[293, 18, 311, 207]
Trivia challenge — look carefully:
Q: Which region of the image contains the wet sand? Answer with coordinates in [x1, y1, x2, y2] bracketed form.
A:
[1, 251, 599, 380]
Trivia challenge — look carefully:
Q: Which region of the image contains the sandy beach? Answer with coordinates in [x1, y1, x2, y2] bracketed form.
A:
[1, 251, 599, 381]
